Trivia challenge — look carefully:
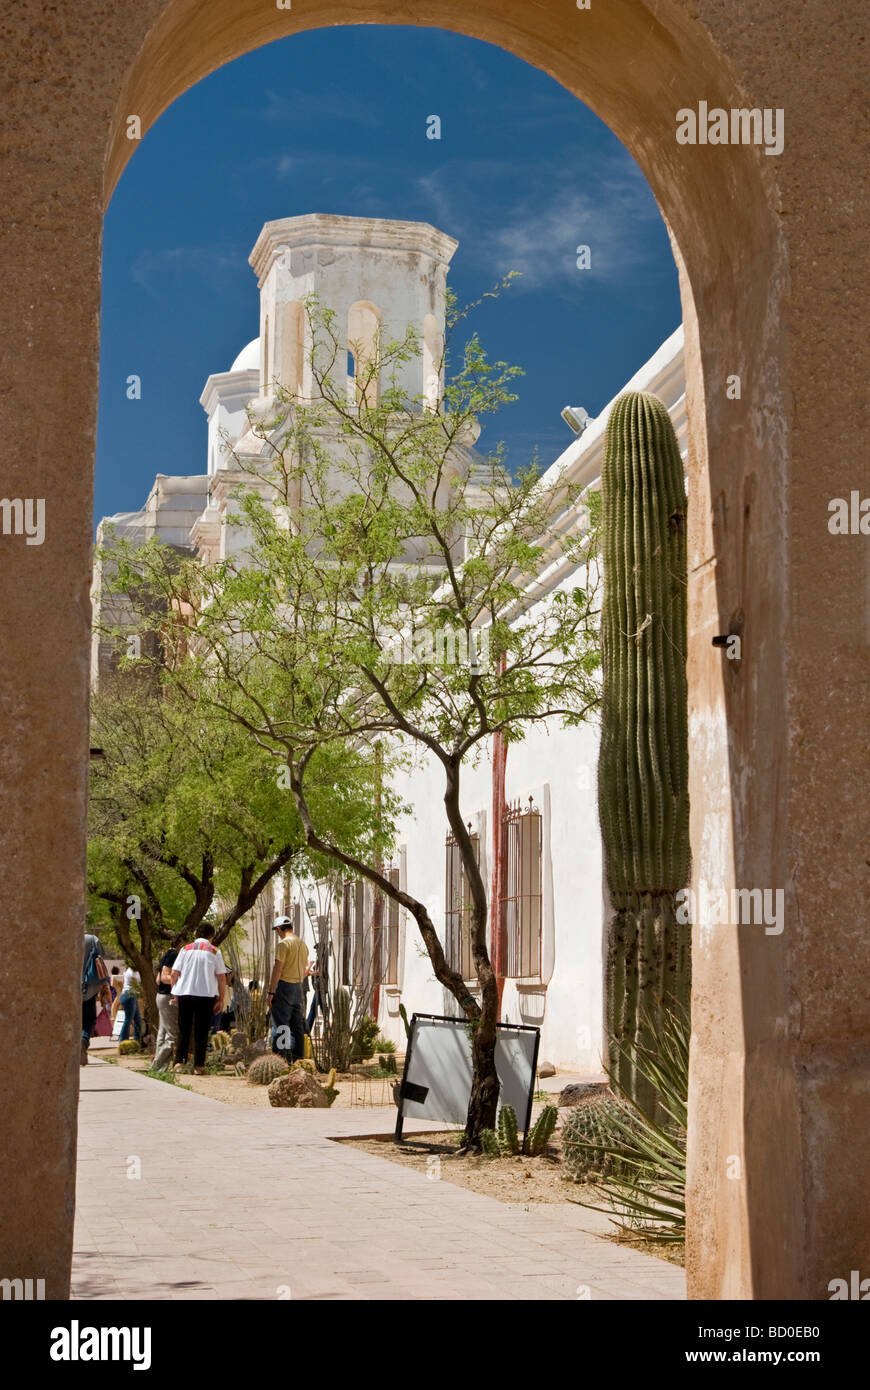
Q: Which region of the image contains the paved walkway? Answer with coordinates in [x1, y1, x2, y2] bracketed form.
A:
[73, 1061, 685, 1301]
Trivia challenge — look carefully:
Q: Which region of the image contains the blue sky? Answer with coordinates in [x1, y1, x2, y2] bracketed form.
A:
[96, 25, 680, 524]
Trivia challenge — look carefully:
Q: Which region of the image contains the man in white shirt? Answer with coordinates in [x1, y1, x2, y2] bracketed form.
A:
[169, 922, 227, 1075]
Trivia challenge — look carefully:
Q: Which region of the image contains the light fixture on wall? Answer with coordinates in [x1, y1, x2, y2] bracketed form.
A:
[560, 405, 590, 435]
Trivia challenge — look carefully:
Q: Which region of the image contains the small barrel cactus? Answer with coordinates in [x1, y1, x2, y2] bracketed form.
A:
[247, 1053, 291, 1086]
[210, 1030, 231, 1053]
[480, 1128, 501, 1158]
[118, 1039, 141, 1055]
[497, 1104, 520, 1155]
[525, 1104, 557, 1156]
[561, 1097, 637, 1183]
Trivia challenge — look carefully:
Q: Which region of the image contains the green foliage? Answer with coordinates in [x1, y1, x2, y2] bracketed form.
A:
[145, 1067, 187, 1088]
[246, 1054, 290, 1085]
[497, 1104, 520, 1155]
[398, 1004, 411, 1040]
[525, 1104, 557, 1156]
[480, 1128, 501, 1158]
[377, 1053, 397, 1075]
[567, 1003, 688, 1242]
[118, 1039, 141, 1055]
[598, 391, 691, 1111]
[324, 1087, 339, 1107]
[86, 679, 306, 976]
[373, 1034, 397, 1054]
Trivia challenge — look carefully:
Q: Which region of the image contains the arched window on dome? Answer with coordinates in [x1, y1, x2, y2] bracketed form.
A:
[423, 313, 442, 411]
[280, 300, 305, 398]
[262, 314, 270, 395]
[347, 300, 380, 407]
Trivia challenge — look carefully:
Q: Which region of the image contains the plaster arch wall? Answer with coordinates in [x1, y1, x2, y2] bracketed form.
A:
[1, 0, 866, 1303]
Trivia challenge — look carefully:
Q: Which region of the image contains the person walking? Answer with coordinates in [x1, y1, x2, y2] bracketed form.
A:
[81, 930, 110, 1065]
[267, 916, 309, 1064]
[305, 941, 328, 1035]
[153, 942, 181, 1070]
[170, 924, 227, 1075]
[117, 965, 143, 1043]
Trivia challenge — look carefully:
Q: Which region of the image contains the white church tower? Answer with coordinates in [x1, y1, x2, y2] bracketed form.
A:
[192, 213, 460, 563]
[250, 212, 457, 408]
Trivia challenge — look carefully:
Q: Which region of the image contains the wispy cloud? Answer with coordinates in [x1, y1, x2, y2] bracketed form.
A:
[262, 86, 381, 129]
[130, 245, 242, 295]
[415, 156, 664, 291]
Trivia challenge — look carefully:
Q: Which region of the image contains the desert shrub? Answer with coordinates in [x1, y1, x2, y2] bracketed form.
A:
[350, 1015, 380, 1062]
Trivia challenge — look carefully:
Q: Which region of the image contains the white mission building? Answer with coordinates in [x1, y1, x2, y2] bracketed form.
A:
[92, 213, 686, 1076]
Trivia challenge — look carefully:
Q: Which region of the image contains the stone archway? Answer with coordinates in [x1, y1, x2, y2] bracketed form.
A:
[1, 0, 866, 1301]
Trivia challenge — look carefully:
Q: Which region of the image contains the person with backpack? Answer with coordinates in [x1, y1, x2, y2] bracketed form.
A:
[169, 923, 227, 1075]
[81, 931, 110, 1066]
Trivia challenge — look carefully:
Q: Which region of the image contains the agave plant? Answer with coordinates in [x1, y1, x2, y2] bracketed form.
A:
[566, 1001, 689, 1242]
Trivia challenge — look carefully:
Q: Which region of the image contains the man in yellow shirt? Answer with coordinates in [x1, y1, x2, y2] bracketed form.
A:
[267, 916, 310, 1063]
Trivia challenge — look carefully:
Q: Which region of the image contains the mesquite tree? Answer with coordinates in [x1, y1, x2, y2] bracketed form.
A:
[87, 676, 383, 1029]
[597, 390, 691, 1114]
[110, 294, 601, 1142]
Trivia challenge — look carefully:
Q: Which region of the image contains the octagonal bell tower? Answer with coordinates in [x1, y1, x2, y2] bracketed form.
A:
[248, 213, 458, 409]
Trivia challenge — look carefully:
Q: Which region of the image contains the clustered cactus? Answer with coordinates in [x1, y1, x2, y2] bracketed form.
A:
[525, 1104, 557, 1156]
[561, 1097, 638, 1183]
[598, 390, 692, 1112]
[210, 1031, 232, 1053]
[479, 1128, 501, 1158]
[247, 1053, 290, 1086]
[497, 1104, 520, 1155]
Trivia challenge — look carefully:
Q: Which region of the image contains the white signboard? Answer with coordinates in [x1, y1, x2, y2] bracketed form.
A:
[397, 1014, 539, 1135]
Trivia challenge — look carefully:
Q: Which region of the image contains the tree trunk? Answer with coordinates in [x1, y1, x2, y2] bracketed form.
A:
[444, 764, 500, 1145]
[114, 906, 160, 1035]
[464, 967, 500, 1142]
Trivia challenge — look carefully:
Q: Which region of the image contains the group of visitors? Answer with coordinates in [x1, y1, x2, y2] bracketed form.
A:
[81, 913, 328, 1076]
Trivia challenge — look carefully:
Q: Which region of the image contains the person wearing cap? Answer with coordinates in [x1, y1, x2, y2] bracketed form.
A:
[267, 916, 309, 1063]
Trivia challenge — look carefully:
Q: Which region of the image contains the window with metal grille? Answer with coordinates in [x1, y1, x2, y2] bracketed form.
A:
[373, 865, 401, 986]
[445, 829, 480, 981]
[501, 798, 543, 978]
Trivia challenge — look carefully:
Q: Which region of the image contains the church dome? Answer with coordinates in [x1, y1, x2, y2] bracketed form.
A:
[230, 337, 260, 372]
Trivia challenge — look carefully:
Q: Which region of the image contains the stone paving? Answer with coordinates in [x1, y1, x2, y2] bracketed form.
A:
[73, 1060, 686, 1301]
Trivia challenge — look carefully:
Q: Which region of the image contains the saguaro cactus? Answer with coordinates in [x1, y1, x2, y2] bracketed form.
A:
[597, 391, 691, 1113]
